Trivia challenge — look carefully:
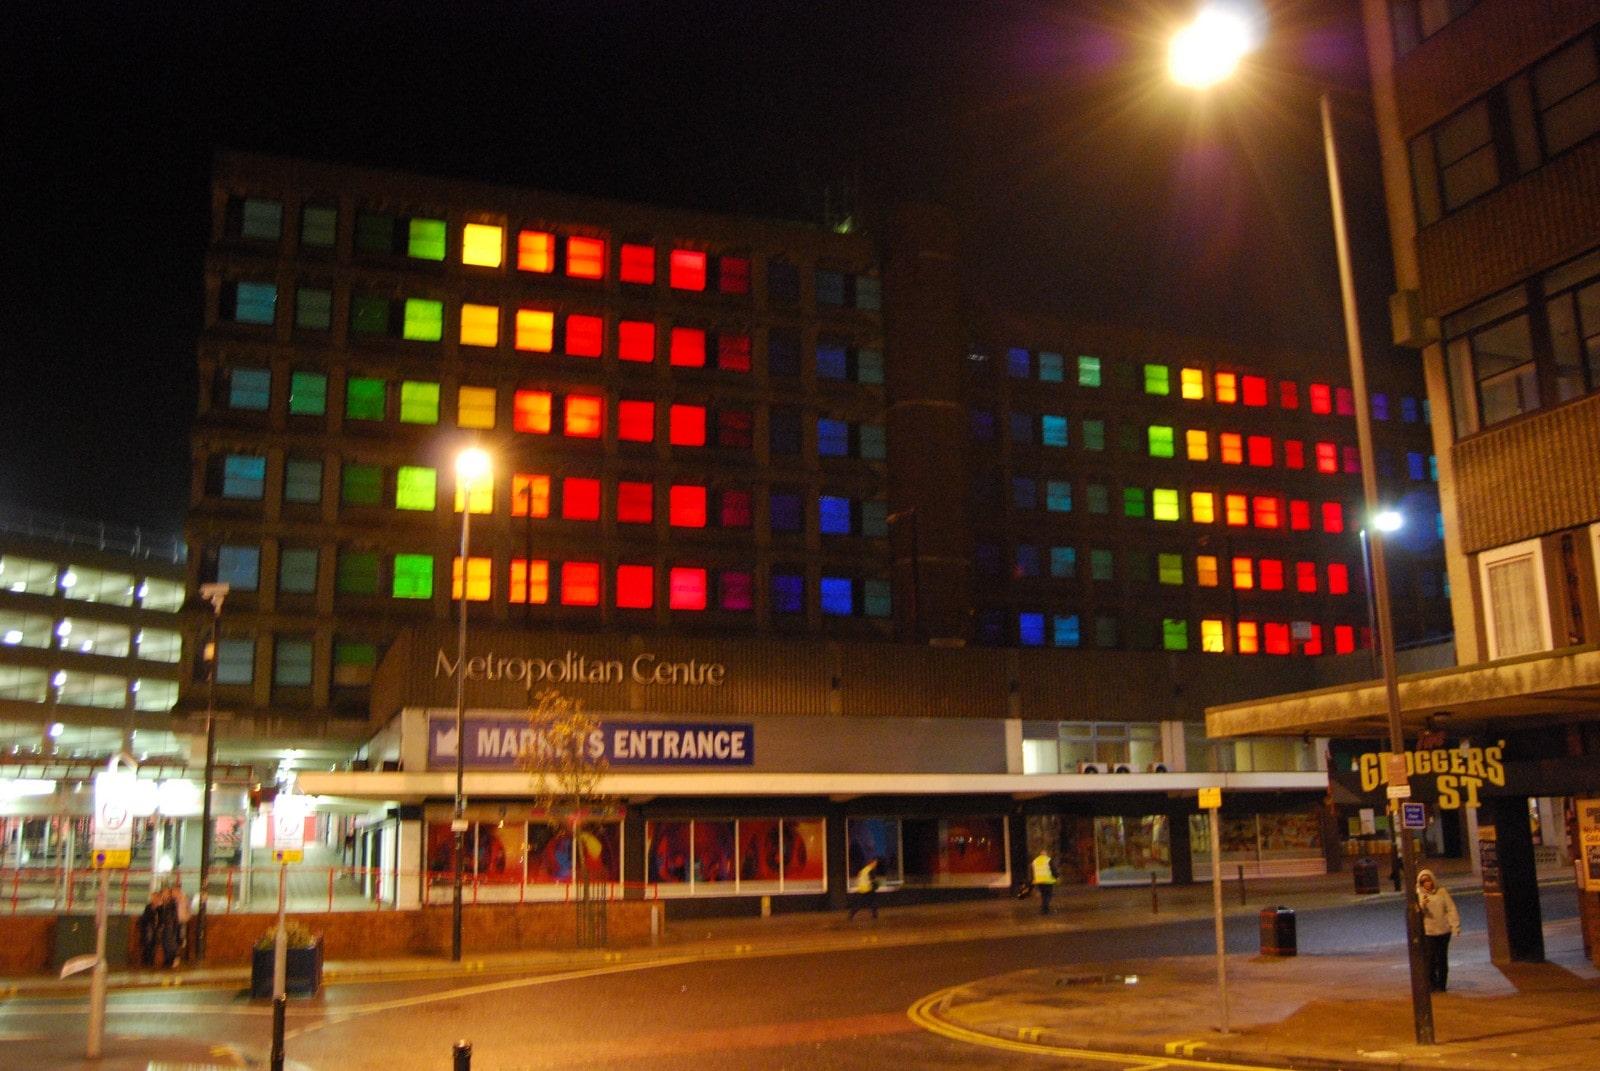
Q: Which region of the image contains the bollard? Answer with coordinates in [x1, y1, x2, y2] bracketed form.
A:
[1238, 863, 1246, 905]
[453, 1040, 473, 1071]
[1150, 872, 1159, 913]
[270, 995, 286, 1071]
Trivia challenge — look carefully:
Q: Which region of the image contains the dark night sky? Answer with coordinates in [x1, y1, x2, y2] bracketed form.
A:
[4, 0, 1387, 537]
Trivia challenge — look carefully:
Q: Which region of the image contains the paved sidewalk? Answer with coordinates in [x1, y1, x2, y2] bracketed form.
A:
[8, 862, 1598, 1071]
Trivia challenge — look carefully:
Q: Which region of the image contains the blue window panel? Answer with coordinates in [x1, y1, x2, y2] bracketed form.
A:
[1038, 352, 1064, 382]
[1015, 544, 1040, 577]
[1041, 415, 1068, 447]
[856, 348, 884, 384]
[863, 579, 891, 617]
[817, 419, 850, 457]
[816, 343, 848, 379]
[860, 500, 889, 538]
[771, 573, 804, 614]
[1006, 348, 1031, 378]
[1011, 477, 1037, 510]
[970, 411, 995, 440]
[1049, 547, 1077, 578]
[216, 637, 255, 685]
[1052, 614, 1081, 647]
[820, 576, 854, 615]
[1018, 612, 1046, 646]
[1046, 480, 1072, 512]
[229, 368, 271, 410]
[1371, 393, 1389, 420]
[819, 495, 852, 534]
[1009, 413, 1034, 443]
[815, 270, 846, 306]
[1401, 396, 1419, 422]
[1428, 455, 1438, 481]
[217, 545, 261, 591]
[1422, 399, 1432, 423]
[859, 423, 886, 460]
[770, 493, 804, 533]
[1407, 452, 1426, 480]
[233, 282, 277, 325]
[221, 455, 266, 499]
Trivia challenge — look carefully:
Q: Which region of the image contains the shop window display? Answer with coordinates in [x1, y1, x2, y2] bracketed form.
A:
[424, 814, 620, 900]
[647, 817, 824, 895]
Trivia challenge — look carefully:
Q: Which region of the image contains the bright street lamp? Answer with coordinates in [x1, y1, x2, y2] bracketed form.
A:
[452, 446, 490, 963]
[1169, 5, 1435, 1044]
[1167, 5, 1257, 89]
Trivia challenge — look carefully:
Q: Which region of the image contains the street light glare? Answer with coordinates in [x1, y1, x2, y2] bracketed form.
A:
[1168, 7, 1256, 89]
[1373, 510, 1404, 533]
[456, 447, 491, 481]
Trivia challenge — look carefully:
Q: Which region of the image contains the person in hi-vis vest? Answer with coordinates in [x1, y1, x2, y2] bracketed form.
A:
[1031, 850, 1059, 915]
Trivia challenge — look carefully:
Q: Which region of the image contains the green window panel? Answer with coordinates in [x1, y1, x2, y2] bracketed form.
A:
[355, 212, 395, 254]
[350, 296, 390, 335]
[1085, 484, 1110, 514]
[346, 377, 386, 421]
[1077, 355, 1101, 387]
[1039, 352, 1064, 382]
[1162, 619, 1189, 651]
[392, 554, 434, 599]
[1157, 553, 1184, 585]
[273, 637, 315, 687]
[229, 368, 271, 411]
[856, 348, 884, 384]
[395, 466, 437, 511]
[407, 218, 447, 260]
[1148, 425, 1175, 457]
[333, 641, 378, 685]
[863, 579, 892, 618]
[341, 462, 383, 507]
[300, 205, 337, 248]
[1082, 420, 1105, 451]
[295, 287, 332, 330]
[1123, 487, 1146, 518]
[1042, 414, 1068, 447]
[859, 423, 887, 460]
[283, 459, 323, 504]
[288, 372, 328, 416]
[278, 548, 319, 594]
[240, 199, 283, 240]
[1045, 480, 1072, 512]
[399, 381, 440, 424]
[335, 551, 380, 595]
[1090, 549, 1114, 581]
[1144, 364, 1170, 395]
[402, 298, 444, 341]
[1152, 488, 1180, 521]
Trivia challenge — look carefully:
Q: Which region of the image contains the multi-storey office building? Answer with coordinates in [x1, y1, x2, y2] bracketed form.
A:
[190, 150, 1445, 912]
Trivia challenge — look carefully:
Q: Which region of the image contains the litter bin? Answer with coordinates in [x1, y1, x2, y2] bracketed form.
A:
[1259, 906, 1296, 956]
[52, 914, 130, 969]
[1352, 856, 1380, 895]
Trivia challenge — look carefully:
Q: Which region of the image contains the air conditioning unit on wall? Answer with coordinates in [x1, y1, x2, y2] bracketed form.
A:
[1147, 762, 1170, 773]
[1111, 763, 1134, 773]
[1076, 761, 1109, 774]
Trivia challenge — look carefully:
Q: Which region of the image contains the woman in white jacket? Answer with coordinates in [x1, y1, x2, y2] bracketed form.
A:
[1416, 868, 1461, 991]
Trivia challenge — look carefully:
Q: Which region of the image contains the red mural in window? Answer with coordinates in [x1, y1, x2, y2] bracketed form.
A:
[617, 481, 653, 523]
[618, 320, 656, 363]
[670, 250, 707, 291]
[617, 400, 655, 442]
[670, 326, 707, 367]
[669, 405, 706, 446]
[615, 564, 654, 608]
[670, 485, 708, 527]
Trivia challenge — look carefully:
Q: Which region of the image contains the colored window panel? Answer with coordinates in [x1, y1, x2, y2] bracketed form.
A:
[615, 564, 654, 609]
[1039, 352, 1064, 382]
[1343, 446, 1361, 474]
[560, 562, 601, 606]
[669, 250, 707, 291]
[278, 548, 318, 594]
[565, 313, 603, 357]
[1372, 393, 1390, 420]
[1328, 563, 1350, 594]
[402, 299, 444, 341]
[717, 334, 752, 371]
[346, 377, 386, 421]
[1152, 488, 1180, 521]
[392, 553, 434, 599]
[355, 212, 395, 253]
[1309, 383, 1332, 414]
[459, 303, 499, 347]
[561, 477, 600, 521]
[461, 223, 503, 268]
[283, 459, 322, 503]
[1283, 440, 1305, 469]
[1158, 554, 1184, 585]
[458, 386, 496, 429]
[350, 296, 389, 335]
[452, 473, 493, 515]
[1334, 625, 1355, 654]
[1315, 442, 1338, 472]
[619, 320, 656, 362]
[1196, 555, 1220, 587]
[1288, 561, 1317, 593]
[819, 495, 852, 534]
[295, 287, 332, 330]
[670, 485, 708, 527]
[1018, 613, 1045, 647]
[1264, 622, 1291, 655]
[770, 493, 803, 532]
[1214, 372, 1238, 403]
[1224, 494, 1249, 526]
[236, 197, 282, 239]
[515, 309, 555, 352]
[1077, 356, 1101, 387]
[395, 467, 436, 511]
[1407, 452, 1425, 480]
[1046, 480, 1072, 512]
[512, 474, 551, 518]
[669, 405, 706, 446]
[1042, 415, 1068, 447]
[771, 573, 804, 613]
[817, 342, 848, 379]
[1011, 478, 1037, 510]
[301, 204, 336, 247]
[1237, 621, 1260, 654]
[1190, 492, 1216, 524]
[1015, 544, 1040, 577]
[399, 381, 440, 424]
[1259, 559, 1285, 591]
[1322, 502, 1344, 532]
[717, 570, 754, 611]
[1180, 368, 1205, 400]
[1232, 557, 1255, 589]
[718, 409, 755, 450]
[817, 418, 849, 456]
[335, 551, 379, 595]
[564, 395, 603, 438]
[517, 230, 555, 273]
[1201, 619, 1226, 652]
[1289, 500, 1312, 530]
[1401, 397, 1419, 422]
[1335, 387, 1354, 415]
[566, 237, 605, 279]
[1009, 413, 1033, 444]
[819, 577, 854, 615]
[1053, 615, 1081, 647]
[1247, 436, 1273, 466]
[217, 545, 261, 591]
[1280, 380, 1300, 408]
[1148, 425, 1175, 457]
[1006, 348, 1031, 378]
[1144, 364, 1170, 395]
[228, 368, 271, 410]
[719, 490, 753, 528]
[620, 243, 656, 284]
[618, 399, 655, 442]
[1219, 433, 1243, 464]
[232, 282, 277, 324]
[617, 482, 653, 523]
[450, 556, 492, 602]
[1303, 624, 1324, 656]
[407, 218, 446, 260]
[1163, 619, 1189, 651]
[1241, 375, 1268, 406]
[670, 326, 707, 367]
[718, 256, 751, 294]
[509, 559, 550, 604]
[1082, 420, 1105, 451]
[1050, 547, 1077, 578]
[1090, 550, 1114, 581]
[1252, 496, 1281, 529]
[1186, 429, 1209, 460]
[513, 391, 552, 434]
[669, 568, 707, 609]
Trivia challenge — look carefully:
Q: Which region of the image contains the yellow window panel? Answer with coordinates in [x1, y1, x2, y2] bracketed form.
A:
[1186, 429, 1209, 460]
[1232, 557, 1254, 589]
[1190, 491, 1216, 524]
[1181, 368, 1206, 400]
[460, 303, 499, 347]
[458, 386, 496, 429]
[1200, 619, 1226, 652]
[1224, 493, 1248, 526]
[514, 309, 555, 352]
[461, 224, 504, 268]
[453, 481, 493, 515]
[452, 556, 492, 600]
[510, 559, 549, 604]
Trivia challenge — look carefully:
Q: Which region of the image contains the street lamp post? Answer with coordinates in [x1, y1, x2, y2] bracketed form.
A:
[1170, 7, 1434, 1044]
[1360, 511, 1404, 678]
[452, 447, 489, 963]
[194, 581, 230, 962]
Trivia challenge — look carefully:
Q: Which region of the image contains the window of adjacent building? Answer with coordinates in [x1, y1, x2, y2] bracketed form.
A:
[295, 287, 332, 330]
[395, 466, 436, 511]
[284, 458, 322, 504]
[273, 637, 315, 688]
[461, 223, 503, 268]
[1315, 442, 1338, 473]
[341, 462, 382, 507]
[1479, 538, 1554, 658]
[288, 371, 327, 416]
[1143, 364, 1169, 395]
[279, 547, 319, 595]
[301, 204, 337, 248]
[136, 627, 183, 662]
[620, 243, 656, 284]
[346, 376, 386, 421]
[221, 455, 266, 500]
[399, 381, 440, 425]
[392, 553, 433, 599]
[1077, 355, 1101, 387]
[459, 386, 497, 429]
[460, 303, 499, 347]
[225, 281, 277, 325]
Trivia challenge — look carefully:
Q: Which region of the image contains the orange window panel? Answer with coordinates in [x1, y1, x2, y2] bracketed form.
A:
[1252, 496, 1280, 529]
[1315, 442, 1338, 473]
[1224, 493, 1248, 526]
[514, 309, 555, 352]
[1196, 555, 1219, 587]
[1264, 622, 1291, 655]
[1185, 429, 1209, 461]
[509, 559, 549, 604]
[560, 561, 601, 606]
[1246, 435, 1273, 466]
[670, 249, 707, 291]
[717, 333, 752, 371]
[1309, 382, 1332, 414]
[518, 231, 555, 273]
[1232, 557, 1254, 590]
[561, 477, 600, 521]
[1241, 375, 1268, 406]
[669, 567, 708, 609]
[619, 243, 655, 284]
[512, 474, 551, 518]
[1259, 559, 1285, 591]
[1283, 440, 1305, 469]
[1236, 621, 1260, 654]
[565, 313, 604, 357]
[564, 394, 603, 438]
[1289, 499, 1312, 530]
[1328, 562, 1350, 594]
[1219, 433, 1243, 464]
[617, 399, 655, 442]
[451, 556, 492, 601]
[1333, 624, 1355, 654]
[1190, 492, 1216, 524]
[669, 404, 706, 447]
[459, 303, 499, 347]
[615, 564, 654, 609]
[1214, 372, 1238, 404]
[670, 326, 707, 367]
[566, 237, 606, 279]
[513, 390, 553, 434]
[617, 481, 653, 523]
[1322, 501, 1344, 533]
[618, 320, 656, 363]
[670, 484, 708, 527]
[1295, 561, 1318, 592]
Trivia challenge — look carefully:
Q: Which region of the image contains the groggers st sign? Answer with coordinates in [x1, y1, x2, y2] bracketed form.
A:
[1351, 742, 1507, 809]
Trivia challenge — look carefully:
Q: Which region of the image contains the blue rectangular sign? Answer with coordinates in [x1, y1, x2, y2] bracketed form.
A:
[428, 716, 755, 770]
[1401, 801, 1426, 830]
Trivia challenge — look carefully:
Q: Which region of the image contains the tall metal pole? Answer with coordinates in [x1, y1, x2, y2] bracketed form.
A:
[452, 466, 473, 963]
[1321, 91, 1434, 1045]
[195, 583, 229, 962]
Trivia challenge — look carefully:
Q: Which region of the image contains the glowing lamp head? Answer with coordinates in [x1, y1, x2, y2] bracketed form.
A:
[1169, 5, 1258, 89]
[456, 447, 491, 485]
[1372, 510, 1404, 533]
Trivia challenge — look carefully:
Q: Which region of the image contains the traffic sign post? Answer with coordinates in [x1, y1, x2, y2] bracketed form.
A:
[1200, 787, 1228, 1034]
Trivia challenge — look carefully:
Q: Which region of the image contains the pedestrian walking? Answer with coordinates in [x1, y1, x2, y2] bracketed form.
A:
[155, 885, 182, 968]
[846, 858, 881, 920]
[1416, 868, 1460, 991]
[137, 890, 162, 967]
[1030, 849, 1059, 915]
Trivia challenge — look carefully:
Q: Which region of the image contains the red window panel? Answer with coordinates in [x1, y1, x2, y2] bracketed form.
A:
[716, 333, 752, 371]
[718, 569, 754, 610]
[1333, 624, 1355, 654]
[561, 477, 601, 521]
[509, 559, 549, 604]
[716, 408, 754, 449]
[719, 489, 753, 528]
[615, 564, 654, 609]
[669, 250, 707, 291]
[512, 474, 550, 518]
[1247, 435, 1273, 467]
[517, 230, 555, 273]
[566, 237, 606, 280]
[669, 404, 706, 446]
[1231, 557, 1254, 589]
[1219, 433, 1244, 464]
[617, 399, 655, 442]
[1309, 382, 1332, 414]
[718, 256, 751, 295]
[560, 561, 601, 605]
[564, 394, 603, 438]
[1279, 380, 1299, 409]
[1289, 499, 1312, 530]
[564, 313, 603, 357]
[1315, 442, 1338, 473]
[1328, 562, 1350, 594]
[1241, 375, 1268, 406]
[1215, 372, 1238, 404]
[618, 320, 656, 363]
[1264, 622, 1291, 655]
[1342, 445, 1361, 473]
[1236, 621, 1260, 654]
[1295, 561, 1318, 592]
[669, 326, 707, 367]
[1335, 386, 1355, 415]
[669, 484, 708, 527]
[1225, 493, 1249, 526]
[1252, 496, 1281, 529]
[1303, 624, 1324, 656]
[513, 390, 553, 434]
[1283, 440, 1306, 469]
[669, 567, 708, 609]
[619, 243, 656, 284]
[1322, 501, 1345, 533]
[617, 481, 653, 523]
[1259, 559, 1285, 591]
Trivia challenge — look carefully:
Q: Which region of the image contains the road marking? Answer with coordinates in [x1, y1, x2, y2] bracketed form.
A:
[1018, 1026, 1042, 1041]
[1164, 1039, 1205, 1055]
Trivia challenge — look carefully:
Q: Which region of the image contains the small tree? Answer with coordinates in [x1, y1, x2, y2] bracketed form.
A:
[517, 689, 615, 947]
